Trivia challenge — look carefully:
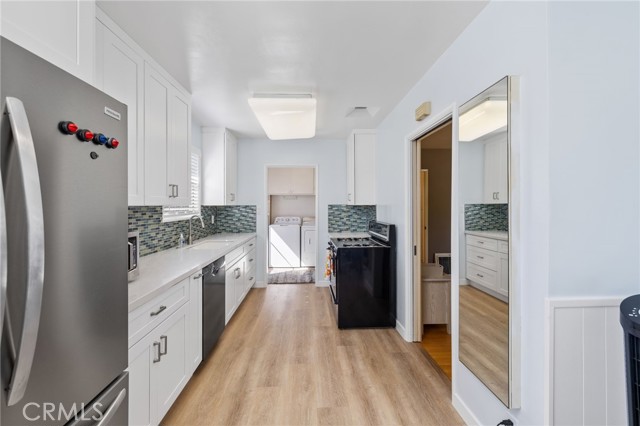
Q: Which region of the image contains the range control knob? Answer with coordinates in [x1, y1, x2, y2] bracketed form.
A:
[76, 129, 94, 142]
[58, 121, 78, 135]
[106, 138, 120, 149]
[92, 133, 108, 145]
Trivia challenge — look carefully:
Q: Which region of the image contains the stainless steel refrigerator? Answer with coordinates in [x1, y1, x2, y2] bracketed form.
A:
[0, 38, 128, 425]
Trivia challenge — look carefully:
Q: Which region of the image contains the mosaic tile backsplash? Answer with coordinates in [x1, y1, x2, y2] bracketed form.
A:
[129, 205, 256, 256]
[464, 204, 508, 231]
[328, 205, 377, 232]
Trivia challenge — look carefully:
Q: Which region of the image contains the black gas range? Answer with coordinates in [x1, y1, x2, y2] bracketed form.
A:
[328, 221, 396, 328]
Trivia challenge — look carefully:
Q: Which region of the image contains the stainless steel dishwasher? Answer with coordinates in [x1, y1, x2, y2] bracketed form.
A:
[202, 256, 225, 360]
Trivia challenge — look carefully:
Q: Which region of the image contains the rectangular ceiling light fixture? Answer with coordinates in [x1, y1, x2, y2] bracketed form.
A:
[248, 94, 316, 140]
[459, 98, 507, 142]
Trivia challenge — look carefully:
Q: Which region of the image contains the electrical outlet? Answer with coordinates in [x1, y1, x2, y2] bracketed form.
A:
[211, 215, 215, 225]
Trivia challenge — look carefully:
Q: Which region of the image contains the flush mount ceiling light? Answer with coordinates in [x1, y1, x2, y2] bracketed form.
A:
[248, 94, 316, 140]
[459, 98, 507, 142]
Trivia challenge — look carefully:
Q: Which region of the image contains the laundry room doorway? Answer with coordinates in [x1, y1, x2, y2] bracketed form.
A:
[265, 165, 318, 284]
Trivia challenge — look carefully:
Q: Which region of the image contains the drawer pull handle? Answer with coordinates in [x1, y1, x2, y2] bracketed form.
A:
[249, 243, 254, 247]
[150, 305, 167, 316]
[193, 273, 203, 279]
[476, 273, 484, 278]
[249, 258, 254, 262]
[478, 241, 484, 244]
[477, 256, 484, 259]
[160, 335, 168, 355]
[153, 342, 161, 363]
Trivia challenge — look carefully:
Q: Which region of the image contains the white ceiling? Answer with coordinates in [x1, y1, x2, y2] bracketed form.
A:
[98, 1, 487, 140]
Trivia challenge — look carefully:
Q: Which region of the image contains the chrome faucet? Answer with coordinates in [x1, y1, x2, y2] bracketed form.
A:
[188, 215, 205, 245]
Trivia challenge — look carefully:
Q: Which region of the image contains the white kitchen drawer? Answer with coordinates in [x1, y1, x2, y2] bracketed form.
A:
[245, 248, 257, 270]
[226, 246, 244, 266]
[243, 238, 256, 253]
[245, 271, 256, 289]
[466, 246, 498, 271]
[466, 234, 498, 251]
[498, 240, 509, 254]
[466, 262, 498, 290]
[128, 278, 189, 348]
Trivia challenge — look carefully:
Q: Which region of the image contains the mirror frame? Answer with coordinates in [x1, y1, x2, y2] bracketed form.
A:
[457, 75, 520, 408]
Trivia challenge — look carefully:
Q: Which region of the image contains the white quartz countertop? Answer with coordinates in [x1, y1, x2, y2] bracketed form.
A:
[328, 231, 370, 239]
[128, 233, 256, 312]
[465, 230, 508, 241]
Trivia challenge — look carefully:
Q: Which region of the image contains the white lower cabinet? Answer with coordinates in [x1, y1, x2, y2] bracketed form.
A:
[128, 273, 199, 426]
[225, 238, 257, 324]
[129, 302, 188, 425]
[465, 234, 509, 298]
[188, 271, 203, 375]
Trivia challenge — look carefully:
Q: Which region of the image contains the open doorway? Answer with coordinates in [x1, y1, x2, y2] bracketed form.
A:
[266, 166, 317, 284]
[414, 120, 453, 379]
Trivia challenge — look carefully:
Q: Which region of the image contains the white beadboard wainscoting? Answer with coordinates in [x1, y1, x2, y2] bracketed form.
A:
[546, 297, 627, 425]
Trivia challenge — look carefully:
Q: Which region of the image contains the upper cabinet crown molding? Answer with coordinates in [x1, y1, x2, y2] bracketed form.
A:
[202, 128, 238, 206]
[347, 129, 376, 205]
[1, 0, 96, 84]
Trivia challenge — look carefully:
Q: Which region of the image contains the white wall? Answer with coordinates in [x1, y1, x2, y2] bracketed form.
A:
[270, 195, 315, 223]
[548, 1, 640, 298]
[375, 2, 550, 424]
[376, 0, 639, 424]
[237, 138, 346, 284]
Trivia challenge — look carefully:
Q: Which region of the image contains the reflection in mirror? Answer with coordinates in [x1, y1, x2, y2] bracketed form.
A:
[458, 77, 511, 406]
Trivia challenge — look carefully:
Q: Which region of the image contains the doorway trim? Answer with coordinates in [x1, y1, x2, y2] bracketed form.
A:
[403, 104, 457, 343]
[263, 164, 320, 285]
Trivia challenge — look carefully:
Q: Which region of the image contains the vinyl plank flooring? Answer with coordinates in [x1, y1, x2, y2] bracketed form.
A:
[162, 284, 462, 426]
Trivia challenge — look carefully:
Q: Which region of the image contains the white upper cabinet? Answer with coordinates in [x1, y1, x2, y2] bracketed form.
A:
[483, 136, 508, 204]
[168, 89, 191, 206]
[144, 64, 171, 205]
[268, 168, 315, 195]
[347, 130, 376, 205]
[1, 0, 95, 84]
[95, 9, 192, 207]
[95, 20, 144, 205]
[202, 128, 238, 205]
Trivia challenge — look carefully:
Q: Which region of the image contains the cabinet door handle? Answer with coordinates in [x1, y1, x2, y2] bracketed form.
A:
[235, 268, 241, 279]
[249, 258, 254, 263]
[496, 191, 499, 200]
[168, 185, 173, 198]
[249, 243, 254, 247]
[347, 193, 352, 201]
[476, 273, 484, 278]
[175, 185, 179, 198]
[193, 273, 203, 279]
[160, 335, 168, 356]
[229, 193, 235, 201]
[150, 305, 166, 316]
[153, 342, 161, 363]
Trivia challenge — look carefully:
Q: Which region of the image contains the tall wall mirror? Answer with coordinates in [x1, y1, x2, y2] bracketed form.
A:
[458, 76, 519, 408]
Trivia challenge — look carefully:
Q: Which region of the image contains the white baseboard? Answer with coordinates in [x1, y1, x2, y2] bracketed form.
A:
[315, 280, 330, 288]
[453, 393, 481, 426]
[396, 319, 411, 342]
[253, 280, 266, 288]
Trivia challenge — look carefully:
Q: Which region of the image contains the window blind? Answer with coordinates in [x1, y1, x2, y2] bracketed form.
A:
[162, 152, 201, 221]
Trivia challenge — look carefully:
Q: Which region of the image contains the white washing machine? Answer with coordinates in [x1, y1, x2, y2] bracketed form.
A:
[269, 217, 302, 267]
[301, 217, 316, 267]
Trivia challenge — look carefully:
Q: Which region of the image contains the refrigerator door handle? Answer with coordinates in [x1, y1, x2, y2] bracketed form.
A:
[0, 160, 6, 356]
[95, 388, 127, 426]
[4, 97, 46, 406]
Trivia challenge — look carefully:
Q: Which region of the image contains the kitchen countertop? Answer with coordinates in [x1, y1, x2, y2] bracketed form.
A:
[328, 231, 370, 239]
[128, 232, 256, 312]
[465, 230, 508, 241]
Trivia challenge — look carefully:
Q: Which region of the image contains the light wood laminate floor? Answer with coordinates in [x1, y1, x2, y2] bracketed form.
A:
[459, 285, 509, 405]
[162, 284, 462, 425]
[421, 325, 452, 380]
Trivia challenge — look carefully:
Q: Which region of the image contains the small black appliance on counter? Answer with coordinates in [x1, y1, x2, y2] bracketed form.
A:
[620, 294, 640, 425]
[328, 221, 396, 328]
